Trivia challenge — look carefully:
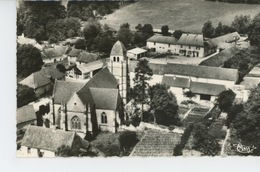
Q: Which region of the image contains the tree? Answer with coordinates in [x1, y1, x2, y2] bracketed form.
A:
[245, 84, 260, 114]
[183, 91, 196, 100]
[119, 131, 139, 155]
[216, 89, 235, 112]
[17, 84, 37, 108]
[149, 84, 179, 126]
[75, 39, 87, 50]
[226, 104, 243, 127]
[248, 13, 260, 46]
[215, 22, 223, 37]
[161, 25, 170, 36]
[192, 122, 221, 156]
[202, 20, 215, 38]
[231, 15, 251, 34]
[17, 44, 44, 78]
[133, 23, 154, 46]
[173, 30, 183, 39]
[116, 23, 133, 47]
[83, 21, 102, 50]
[141, 24, 154, 39]
[133, 59, 153, 121]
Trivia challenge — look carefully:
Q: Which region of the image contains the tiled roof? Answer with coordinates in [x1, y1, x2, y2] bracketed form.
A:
[77, 67, 118, 104]
[199, 46, 240, 67]
[208, 32, 240, 47]
[77, 58, 108, 74]
[68, 49, 82, 57]
[147, 35, 178, 45]
[41, 66, 66, 80]
[176, 33, 204, 47]
[89, 88, 121, 110]
[162, 75, 190, 88]
[42, 48, 63, 59]
[77, 52, 99, 63]
[19, 71, 51, 89]
[21, 126, 89, 152]
[190, 82, 226, 96]
[53, 80, 85, 104]
[16, 105, 36, 124]
[110, 41, 126, 56]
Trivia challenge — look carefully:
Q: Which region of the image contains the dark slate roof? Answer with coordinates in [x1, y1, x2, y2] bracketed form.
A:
[77, 52, 99, 63]
[147, 35, 178, 44]
[16, 105, 36, 124]
[89, 88, 121, 110]
[176, 33, 204, 47]
[19, 71, 51, 89]
[208, 32, 240, 47]
[68, 49, 82, 57]
[53, 80, 85, 104]
[42, 48, 63, 59]
[162, 75, 190, 88]
[77, 67, 118, 104]
[21, 126, 89, 152]
[190, 82, 226, 96]
[41, 66, 66, 80]
[164, 63, 238, 82]
[110, 41, 126, 56]
[199, 46, 240, 67]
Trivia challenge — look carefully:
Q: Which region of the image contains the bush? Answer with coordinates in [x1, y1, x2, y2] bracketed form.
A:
[119, 131, 139, 154]
[74, 39, 87, 50]
[131, 115, 141, 127]
[48, 36, 58, 44]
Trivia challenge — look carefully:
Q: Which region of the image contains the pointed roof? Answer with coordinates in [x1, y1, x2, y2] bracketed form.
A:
[16, 105, 36, 125]
[110, 40, 126, 56]
[19, 71, 51, 89]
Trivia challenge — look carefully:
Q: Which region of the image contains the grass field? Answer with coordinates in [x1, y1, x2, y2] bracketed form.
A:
[100, 0, 260, 33]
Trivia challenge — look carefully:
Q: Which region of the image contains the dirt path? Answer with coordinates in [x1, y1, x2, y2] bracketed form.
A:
[220, 129, 230, 156]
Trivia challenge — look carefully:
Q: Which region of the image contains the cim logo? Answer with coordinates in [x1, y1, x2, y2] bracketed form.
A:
[233, 143, 257, 154]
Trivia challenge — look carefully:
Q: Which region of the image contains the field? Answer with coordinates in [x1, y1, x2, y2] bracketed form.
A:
[100, 0, 260, 33]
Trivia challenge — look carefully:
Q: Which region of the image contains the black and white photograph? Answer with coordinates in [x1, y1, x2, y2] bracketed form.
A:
[14, 0, 260, 158]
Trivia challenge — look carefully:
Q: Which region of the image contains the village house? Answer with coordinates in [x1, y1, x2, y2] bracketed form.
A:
[67, 48, 83, 65]
[19, 66, 66, 97]
[42, 45, 71, 65]
[16, 105, 37, 130]
[18, 125, 89, 157]
[127, 47, 148, 60]
[146, 33, 208, 57]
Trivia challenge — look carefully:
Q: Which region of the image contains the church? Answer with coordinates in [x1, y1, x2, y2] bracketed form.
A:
[50, 41, 129, 134]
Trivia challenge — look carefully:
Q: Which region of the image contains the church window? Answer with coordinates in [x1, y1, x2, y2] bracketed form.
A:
[117, 57, 119, 62]
[113, 56, 116, 62]
[101, 112, 107, 124]
[71, 116, 81, 130]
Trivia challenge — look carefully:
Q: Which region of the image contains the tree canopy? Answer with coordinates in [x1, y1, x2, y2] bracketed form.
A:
[83, 21, 102, 50]
[216, 89, 236, 112]
[17, 44, 44, 78]
[202, 20, 215, 38]
[149, 84, 179, 126]
[161, 25, 170, 36]
[17, 84, 37, 108]
[248, 13, 260, 47]
[116, 23, 133, 47]
[231, 15, 251, 34]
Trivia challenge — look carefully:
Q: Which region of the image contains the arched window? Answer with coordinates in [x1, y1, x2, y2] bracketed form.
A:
[71, 116, 81, 130]
[113, 56, 116, 62]
[101, 112, 107, 124]
[117, 57, 119, 62]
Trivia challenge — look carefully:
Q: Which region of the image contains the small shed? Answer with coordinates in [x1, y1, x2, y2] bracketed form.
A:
[127, 47, 147, 60]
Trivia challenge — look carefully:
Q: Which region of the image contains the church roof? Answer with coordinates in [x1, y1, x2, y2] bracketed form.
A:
[110, 41, 126, 56]
[22, 126, 89, 152]
[89, 88, 121, 110]
[16, 105, 36, 125]
[53, 80, 85, 104]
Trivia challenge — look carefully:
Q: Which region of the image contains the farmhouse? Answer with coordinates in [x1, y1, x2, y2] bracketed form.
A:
[19, 125, 89, 157]
[146, 34, 208, 57]
[127, 47, 148, 60]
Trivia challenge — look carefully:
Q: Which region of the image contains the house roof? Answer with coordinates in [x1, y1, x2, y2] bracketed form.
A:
[53, 80, 85, 104]
[42, 48, 63, 59]
[247, 65, 260, 77]
[110, 41, 126, 56]
[127, 47, 147, 55]
[162, 75, 190, 88]
[89, 88, 121, 110]
[68, 49, 82, 57]
[16, 105, 36, 124]
[208, 32, 240, 47]
[176, 33, 204, 47]
[163, 63, 238, 82]
[53, 45, 71, 55]
[41, 66, 66, 80]
[19, 71, 51, 89]
[242, 77, 260, 90]
[77, 52, 99, 63]
[147, 35, 178, 45]
[190, 82, 226, 96]
[77, 67, 118, 104]
[76, 58, 108, 74]
[199, 46, 240, 67]
[21, 126, 87, 152]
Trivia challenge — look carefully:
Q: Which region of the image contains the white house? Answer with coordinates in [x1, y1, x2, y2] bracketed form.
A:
[127, 47, 147, 60]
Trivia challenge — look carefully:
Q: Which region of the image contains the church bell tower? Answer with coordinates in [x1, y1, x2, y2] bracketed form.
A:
[108, 41, 128, 104]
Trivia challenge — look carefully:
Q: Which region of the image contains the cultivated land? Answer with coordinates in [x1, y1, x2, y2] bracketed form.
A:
[100, 0, 260, 33]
